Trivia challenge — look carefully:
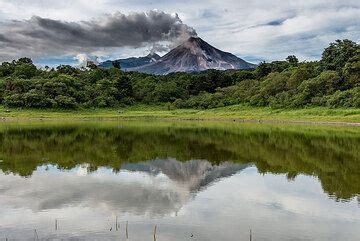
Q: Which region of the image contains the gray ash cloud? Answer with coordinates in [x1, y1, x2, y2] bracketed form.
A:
[0, 10, 197, 61]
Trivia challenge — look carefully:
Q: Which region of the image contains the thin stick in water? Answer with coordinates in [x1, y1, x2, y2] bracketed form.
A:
[115, 216, 118, 231]
[34, 229, 39, 241]
[249, 229, 252, 241]
[126, 221, 128, 239]
[153, 225, 157, 241]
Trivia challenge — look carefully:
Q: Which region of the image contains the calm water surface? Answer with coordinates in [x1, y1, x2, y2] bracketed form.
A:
[0, 121, 359, 241]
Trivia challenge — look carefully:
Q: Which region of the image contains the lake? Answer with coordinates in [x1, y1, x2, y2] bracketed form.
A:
[0, 121, 359, 241]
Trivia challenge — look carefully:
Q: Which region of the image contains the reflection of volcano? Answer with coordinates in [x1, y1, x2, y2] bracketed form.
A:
[0, 159, 246, 217]
[123, 158, 248, 193]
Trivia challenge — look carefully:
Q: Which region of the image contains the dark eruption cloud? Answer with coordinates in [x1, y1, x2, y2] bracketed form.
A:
[0, 10, 197, 61]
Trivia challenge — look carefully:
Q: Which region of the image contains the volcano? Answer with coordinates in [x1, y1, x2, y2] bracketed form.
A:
[131, 37, 256, 75]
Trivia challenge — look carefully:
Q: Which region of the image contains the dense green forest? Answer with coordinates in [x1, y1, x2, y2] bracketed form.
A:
[0, 39, 359, 109]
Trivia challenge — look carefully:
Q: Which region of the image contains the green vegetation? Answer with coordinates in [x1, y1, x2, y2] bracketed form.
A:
[1, 104, 360, 122]
[0, 121, 359, 200]
[0, 39, 358, 114]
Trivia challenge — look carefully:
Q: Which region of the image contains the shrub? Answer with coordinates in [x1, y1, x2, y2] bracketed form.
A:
[55, 95, 77, 109]
[296, 71, 342, 104]
[23, 89, 54, 108]
[269, 91, 294, 108]
[326, 88, 360, 108]
[343, 52, 360, 87]
[287, 64, 317, 89]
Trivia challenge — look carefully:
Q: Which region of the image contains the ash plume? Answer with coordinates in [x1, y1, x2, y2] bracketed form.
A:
[0, 10, 197, 61]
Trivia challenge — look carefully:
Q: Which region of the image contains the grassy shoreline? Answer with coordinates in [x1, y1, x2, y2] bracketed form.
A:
[1, 105, 360, 125]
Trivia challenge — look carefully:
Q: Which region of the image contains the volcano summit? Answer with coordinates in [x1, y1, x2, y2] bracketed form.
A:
[101, 37, 256, 75]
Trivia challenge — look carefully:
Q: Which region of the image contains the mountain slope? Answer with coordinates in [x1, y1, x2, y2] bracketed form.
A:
[131, 37, 256, 75]
[99, 53, 161, 69]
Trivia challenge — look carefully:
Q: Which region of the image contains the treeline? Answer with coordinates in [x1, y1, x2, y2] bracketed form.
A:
[0, 39, 359, 109]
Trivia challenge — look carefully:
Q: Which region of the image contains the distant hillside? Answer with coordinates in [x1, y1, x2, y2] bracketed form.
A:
[99, 53, 161, 69]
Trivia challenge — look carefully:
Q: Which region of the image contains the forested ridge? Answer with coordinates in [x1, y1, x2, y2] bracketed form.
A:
[0, 39, 359, 109]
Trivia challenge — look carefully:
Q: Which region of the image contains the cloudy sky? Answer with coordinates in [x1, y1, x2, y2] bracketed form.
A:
[0, 0, 359, 65]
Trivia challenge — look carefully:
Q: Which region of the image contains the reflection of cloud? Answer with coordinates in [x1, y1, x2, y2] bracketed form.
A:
[0, 168, 182, 217]
[0, 159, 244, 217]
[0, 163, 359, 241]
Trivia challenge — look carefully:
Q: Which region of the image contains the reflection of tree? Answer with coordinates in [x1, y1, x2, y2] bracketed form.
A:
[0, 123, 359, 200]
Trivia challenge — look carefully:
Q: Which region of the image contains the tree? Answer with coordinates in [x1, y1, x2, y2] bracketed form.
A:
[321, 39, 359, 71]
[55, 95, 77, 108]
[286, 55, 299, 65]
[255, 62, 272, 78]
[0, 62, 15, 77]
[113, 75, 133, 100]
[343, 50, 360, 87]
[233, 70, 255, 82]
[258, 72, 289, 104]
[154, 81, 186, 102]
[293, 71, 342, 107]
[187, 75, 214, 95]
[56, 65, 79, 75]
[326, 88, 360, 108]
[269, 61, 291, 72]
[86, 61, 98, 70]
[15, 57, 33, 65]
[87, 68, 109, 83]
[13, 63, 38, 78]
[22, 89, 54, 108]
[112, 60, 121, 70]
[287, 63, 317, 89]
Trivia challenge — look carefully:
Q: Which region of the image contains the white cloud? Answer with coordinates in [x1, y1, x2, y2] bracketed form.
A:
[0, 0, 359, 63]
